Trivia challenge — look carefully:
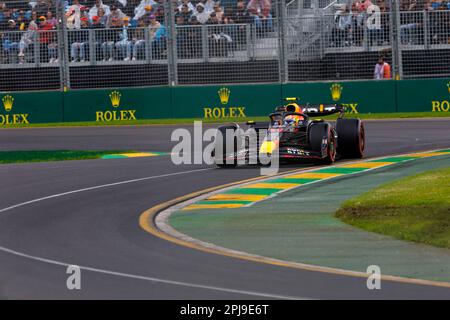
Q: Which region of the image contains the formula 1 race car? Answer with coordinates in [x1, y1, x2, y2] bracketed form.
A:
[213, 98, 365, 167]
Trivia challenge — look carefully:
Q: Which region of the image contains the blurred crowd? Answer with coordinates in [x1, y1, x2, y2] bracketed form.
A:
[0, 0, 449, 64]
[0, 0, 275, 63]
[330, 0, 450, 47]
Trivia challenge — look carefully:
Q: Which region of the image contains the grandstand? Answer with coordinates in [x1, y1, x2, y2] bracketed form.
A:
[0, 0, 449, 91]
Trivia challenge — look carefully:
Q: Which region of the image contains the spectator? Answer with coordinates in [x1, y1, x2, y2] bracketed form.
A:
[430, 2, 450, 44]
[66, 0, 82, 29]
[38, 15, 58, 63]
[148, 14, 166, 57]
[120, 0, 141, 17]
[176, 15, 186, 26]
[247, 0, 272, 35]
[153, 0, 165, 23]
[138, 4, 155, 22]
[102, 9, 123, 61]
[367, 3, 382, 46]
[356, 0, 373, 11]
[90, 14, 106, 60]
[223, 5, 243, 49]
[18, 20, 38, 63]
[374, 56, 391, 79]
[106, 5, 126, 27]
[379, 1, 391, 45]
[178, 0, 196, 15]
[189, 15, 201, 25]
[131, 17, 147, 60]
[176, 14, 189, 58]
[212, 2, 224, 22]
[194, 3, 211, 24]
[2, 19, 21, 63]
[179, 4, 193, 23]
[70, 16, 90, 62]
[187, 15, 202, 57]
[89, 0, 110, 21]
[331, 6, 352, 47]
[96, 7, 108, 26]
[115, 16, 133, 61]
[30, 10, 39, 24]
[46, 10, 57, 28]
[201, 0, 216, 13]
[208, 22, 232, 57]
[222, 7, 236, 24]
[134, 0, 156, 20]
[149, 14, 165, 39]
[233, 0, 251, 24]
[399, 0, 422, 44]
[14, 10, 30, 31]
[207, 12, 220, 24]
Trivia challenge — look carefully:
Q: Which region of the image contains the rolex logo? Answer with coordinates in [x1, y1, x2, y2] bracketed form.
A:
[218, 87, 230, 105]
[447, 81, 450, 94]
[2, 95, 14, 112]
[330, 83, 343, 102]
[109, 91, 121, 108]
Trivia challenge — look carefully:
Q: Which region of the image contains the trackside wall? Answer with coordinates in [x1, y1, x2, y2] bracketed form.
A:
[1, 79, 449, 125]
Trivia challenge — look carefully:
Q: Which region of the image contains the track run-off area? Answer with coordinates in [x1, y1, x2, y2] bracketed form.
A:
[0, 119, 449, 299]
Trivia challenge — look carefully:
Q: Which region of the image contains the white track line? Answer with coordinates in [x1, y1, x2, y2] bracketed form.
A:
[0, 167, 213, 214]
[0, 245, 304, 299]
[0, 166, 307, 299]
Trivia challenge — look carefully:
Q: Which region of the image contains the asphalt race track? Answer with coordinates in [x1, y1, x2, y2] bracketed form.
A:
[0, 119, 449, 299]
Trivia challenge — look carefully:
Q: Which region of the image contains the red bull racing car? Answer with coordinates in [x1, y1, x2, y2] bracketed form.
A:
[213, 98, 365, 167]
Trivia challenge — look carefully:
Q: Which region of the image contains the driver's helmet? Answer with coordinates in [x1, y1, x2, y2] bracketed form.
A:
[284, 114, 303, 127]
[284, 103, 304, 125]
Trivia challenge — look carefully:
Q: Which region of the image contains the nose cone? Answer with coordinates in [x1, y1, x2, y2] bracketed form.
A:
[259, 140, 277, 155]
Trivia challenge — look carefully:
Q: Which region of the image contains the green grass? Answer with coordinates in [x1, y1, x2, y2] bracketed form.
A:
[0, 150, 135, 164]
[1, 112, 448, 128]
[336, 167, 450, 249]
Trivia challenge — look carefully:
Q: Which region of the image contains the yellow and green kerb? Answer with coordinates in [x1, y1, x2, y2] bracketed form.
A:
[182, 149, 450, 210]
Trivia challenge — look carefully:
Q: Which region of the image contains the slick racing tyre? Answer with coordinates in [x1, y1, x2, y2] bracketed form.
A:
[214, 125, 238, 168]
[310, 122, 336, 165]
[336, 118, 365, 158]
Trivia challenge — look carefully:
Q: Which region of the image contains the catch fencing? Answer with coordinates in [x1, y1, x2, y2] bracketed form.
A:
[0, 0, 449, 92]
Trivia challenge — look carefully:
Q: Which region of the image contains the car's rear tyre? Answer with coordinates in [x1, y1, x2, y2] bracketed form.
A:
[309, 123, 336, 165]
[214, 125, 238, 168]
[336, 118, 365, 158]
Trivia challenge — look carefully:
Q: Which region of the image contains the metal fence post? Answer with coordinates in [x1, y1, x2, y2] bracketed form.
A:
[144, 28, 151, 62]
[165, 0, 178, 86]
[202, 25, 209, 62]
[423, 10, 429, 50]
[33, 32, 40, 67]
[390, 0, 403, 80]
[277, 0, 288, 83]
[246, 24, 252, 60]
[56, 0, 71, 90]
[88, 29, 95, 65]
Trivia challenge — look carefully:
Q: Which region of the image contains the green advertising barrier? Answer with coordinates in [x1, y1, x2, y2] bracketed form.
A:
[63, 86, 171, 123]
[283, 80, 397, 114]
[1, 91, 63, 126]
[1, 78, 448, 125]
[171, 84, 282, 119]
[396, 78, 450, 113]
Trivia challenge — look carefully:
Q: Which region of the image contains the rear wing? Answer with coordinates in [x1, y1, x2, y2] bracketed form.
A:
[301, 104, 345, 117]
[277, 99, 345, 117]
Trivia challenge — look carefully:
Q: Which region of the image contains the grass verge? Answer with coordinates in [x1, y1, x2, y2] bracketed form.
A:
[1, 112, 449, 128]
[336, 167, 450, 249]
[0, 150, 135, 164]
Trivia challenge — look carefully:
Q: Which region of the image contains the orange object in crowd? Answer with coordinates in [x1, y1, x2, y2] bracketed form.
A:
[383, 63, 391, 79]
